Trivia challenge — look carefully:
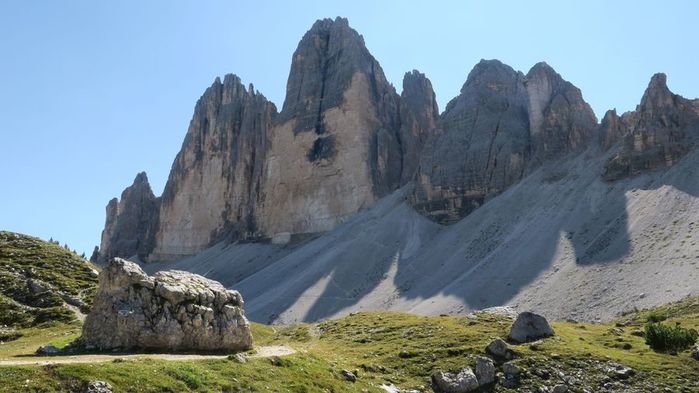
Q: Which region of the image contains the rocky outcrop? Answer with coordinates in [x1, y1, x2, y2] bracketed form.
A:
[149, 75, 276, 260]
[399, 70, 439, 184]
[93, 172, 159, 264]
[255, 17, 404, 238]
[80, 258, 252, 351]
[603, 73, 699, 180]
[413, 60, 597, 224]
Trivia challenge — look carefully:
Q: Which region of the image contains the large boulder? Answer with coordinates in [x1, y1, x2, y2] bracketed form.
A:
[508, 311, 555, 343]
[80, 258, 252, 351]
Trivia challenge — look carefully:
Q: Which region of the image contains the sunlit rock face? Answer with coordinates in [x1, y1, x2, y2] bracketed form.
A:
[412, 60, 597, 224]
[96, 17, 439, 261]
[149, 75, 276, 261]
[602, 73, 699, 181]
[255, 17, 403, 238]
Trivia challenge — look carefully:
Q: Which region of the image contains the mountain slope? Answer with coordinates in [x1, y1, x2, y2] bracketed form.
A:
[145, 141, 699, 324]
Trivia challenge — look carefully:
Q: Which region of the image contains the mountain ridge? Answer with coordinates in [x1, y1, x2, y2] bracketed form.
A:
[92, 17, 699, 325]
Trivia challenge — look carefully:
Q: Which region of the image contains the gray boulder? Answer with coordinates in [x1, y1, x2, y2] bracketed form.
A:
[474, 356, 495, 385]
[80, 258, 252, 352]
[485, 337, 517, 360]
[508, 311, 555, 343]
[692, 345, 699, 360]
[432, 368, 479, 393]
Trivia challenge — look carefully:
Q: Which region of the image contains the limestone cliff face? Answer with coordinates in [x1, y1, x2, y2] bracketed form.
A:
[96, 17, 437, 261]
[103, 19, 698, 263]
[602, 74, 699, 180]
[149, 75, 276, 260]
[94, 172, 159, 263]
[413, 60, 597, 224]
[399, 70, 439, 184]
[525, 62, 597, 164]
[254, 17, 404, 238]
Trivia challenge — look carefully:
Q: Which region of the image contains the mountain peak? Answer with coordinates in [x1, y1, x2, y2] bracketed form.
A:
[640, 72, 674, 110]
[133, 171, 150, 186]
[278, 17, 390, 134]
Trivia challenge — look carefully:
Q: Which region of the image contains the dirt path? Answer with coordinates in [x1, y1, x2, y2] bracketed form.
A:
[0, 345, 297, 366]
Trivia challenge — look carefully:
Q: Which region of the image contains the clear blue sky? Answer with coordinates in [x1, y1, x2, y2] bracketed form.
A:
[1, 1, 697, 256]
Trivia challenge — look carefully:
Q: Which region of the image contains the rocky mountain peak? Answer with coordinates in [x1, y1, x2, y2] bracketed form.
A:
[130, 171, 152, 192]
[413, 60, 596, 224]
[399, 70, 439, 184]
[93, 172, 159, 263]
[603, 73, 699, 180]
[524, 62, 597, 163]
[639, 72, 674, 110]
[278, 16, 391, 135]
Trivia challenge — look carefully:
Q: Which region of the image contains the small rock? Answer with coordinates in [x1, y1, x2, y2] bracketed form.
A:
[606, 362, 635, 379]
[485, 337, 517, 360]
[691, 346, 699, 361]
[630, 329, 644, 337]
[379, 384, 420, 393]
[503, 361, 522, 377]
[27, 279, 50, 294]
[36, 345, 61, 355]
[533, 368, 551, 380]
[399, 350, 412, 358]
[84, 381, 112, 393]
[508, 312, 555, 343]
[341, 369, 357, 382]
[228, 353, 247, 363]
[552, 384, 568, 393]
[622, 343, 632, 350]
[474, 356, 495, 386]
[432, 368, 479, 393]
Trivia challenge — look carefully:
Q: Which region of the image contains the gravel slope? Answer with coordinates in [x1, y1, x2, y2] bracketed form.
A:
[144, 146, 699, 324]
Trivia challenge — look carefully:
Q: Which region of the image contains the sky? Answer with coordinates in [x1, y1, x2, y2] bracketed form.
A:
[1, 1, 697, 256]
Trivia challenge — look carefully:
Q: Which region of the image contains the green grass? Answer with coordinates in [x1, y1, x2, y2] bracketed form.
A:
[0, 231, 98, 327]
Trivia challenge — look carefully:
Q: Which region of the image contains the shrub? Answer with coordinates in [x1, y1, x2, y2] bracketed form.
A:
[645, 322, 698, 352]
[647, 311, 668, 323]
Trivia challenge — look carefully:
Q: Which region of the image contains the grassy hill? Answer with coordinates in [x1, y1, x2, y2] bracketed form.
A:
[0, 231, 98, 328]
